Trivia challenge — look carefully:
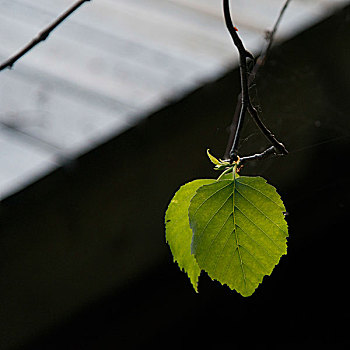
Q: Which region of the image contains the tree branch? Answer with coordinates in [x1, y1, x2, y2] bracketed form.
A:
[223, 0, 290, 162]
[240, 146, 278, 165]
[0, 0, 91, 72]
[247, 103, 288, 155]
[223, 0, 253, 161]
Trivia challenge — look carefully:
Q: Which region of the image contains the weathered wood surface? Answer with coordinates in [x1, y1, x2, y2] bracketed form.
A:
[0, 0, 349, 198]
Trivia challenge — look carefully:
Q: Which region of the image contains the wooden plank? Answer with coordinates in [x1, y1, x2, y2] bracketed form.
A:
[11, 0, 238, 64]
[10, 0, 349, 72]
[170, 0, 350, 33]
[11, 0, 342, 88]
[3, 0, 213, 72]
[0, 67, 134, 155]
[1, 0, 237, 107]
[0, 15, 186, 110]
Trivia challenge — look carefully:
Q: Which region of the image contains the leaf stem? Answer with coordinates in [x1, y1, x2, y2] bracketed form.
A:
[217, 166, 234, 181]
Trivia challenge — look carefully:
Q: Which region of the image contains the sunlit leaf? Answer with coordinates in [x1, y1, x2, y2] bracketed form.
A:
[207, 149, 231, 170]
[165, 179, 215, 291]
[189, 176, 288, 296]
[207, 149, 222, 165]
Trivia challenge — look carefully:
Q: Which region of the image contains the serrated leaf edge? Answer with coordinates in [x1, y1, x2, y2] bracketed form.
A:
[188, 177, 288, 297]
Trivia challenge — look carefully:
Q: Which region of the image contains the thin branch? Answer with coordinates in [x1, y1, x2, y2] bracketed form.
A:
[223, 0, 252, 161]
[225, 0, 291, 159]
[221, 146, 279, 166]
[240, 146, 278, 165]
[0, 0, 91, 72]
[236, 146, 284, 172]
[247, 103, 288, 155]
[251, 0, 291, 78]
[223, 0, 290, 162]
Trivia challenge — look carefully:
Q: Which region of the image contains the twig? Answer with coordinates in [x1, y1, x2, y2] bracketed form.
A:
[239, 146, 277, 165]
[223, 0, 253, 161]
[224, 0, 291, 159]
[247, 103, 288, 154]
[252, 0, 291, 77]
[223, 0, 289, 162]
[0, 0, 91, 72]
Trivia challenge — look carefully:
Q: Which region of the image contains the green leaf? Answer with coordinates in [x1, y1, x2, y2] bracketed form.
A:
[189, 176, 288, 297]
[207, 149, 231, 171]
[207, 149, 222, 165]
[165, 179, 215, 291]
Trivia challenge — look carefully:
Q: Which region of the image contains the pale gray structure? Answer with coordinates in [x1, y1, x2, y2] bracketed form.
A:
[0, 0, 349, 199]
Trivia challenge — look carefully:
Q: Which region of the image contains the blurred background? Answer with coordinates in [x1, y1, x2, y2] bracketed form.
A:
[0, 0, 349, 349]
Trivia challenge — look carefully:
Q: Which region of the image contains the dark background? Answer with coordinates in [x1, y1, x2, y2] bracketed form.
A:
[1, 5, 349, 350]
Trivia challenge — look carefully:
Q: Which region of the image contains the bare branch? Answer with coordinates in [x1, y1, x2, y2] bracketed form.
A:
[223, 0, 253, 161]
[248, 0, 292, 88]
[221, 146, 282, 167]
[223, 0, 290, 161]
[247, 103, 288, 155]
[0, 0, 91, 72]
[239, 146, 278, 165]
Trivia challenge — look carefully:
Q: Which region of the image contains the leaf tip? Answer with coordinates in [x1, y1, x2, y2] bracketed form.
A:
[207, 149, 221, 165]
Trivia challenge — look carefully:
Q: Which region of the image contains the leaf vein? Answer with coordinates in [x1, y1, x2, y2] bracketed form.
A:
[195, 192, 233, 247]
[239, 244, 269, 274]
[213, 227, 236, 276]
[234, 205, 284, 252]
[235, 188, 286, 235]
[237, 180, 282, 208]
[235, 223, 276, 261]
[202, 212, 233, 267]
[192, 182, 232, 218]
